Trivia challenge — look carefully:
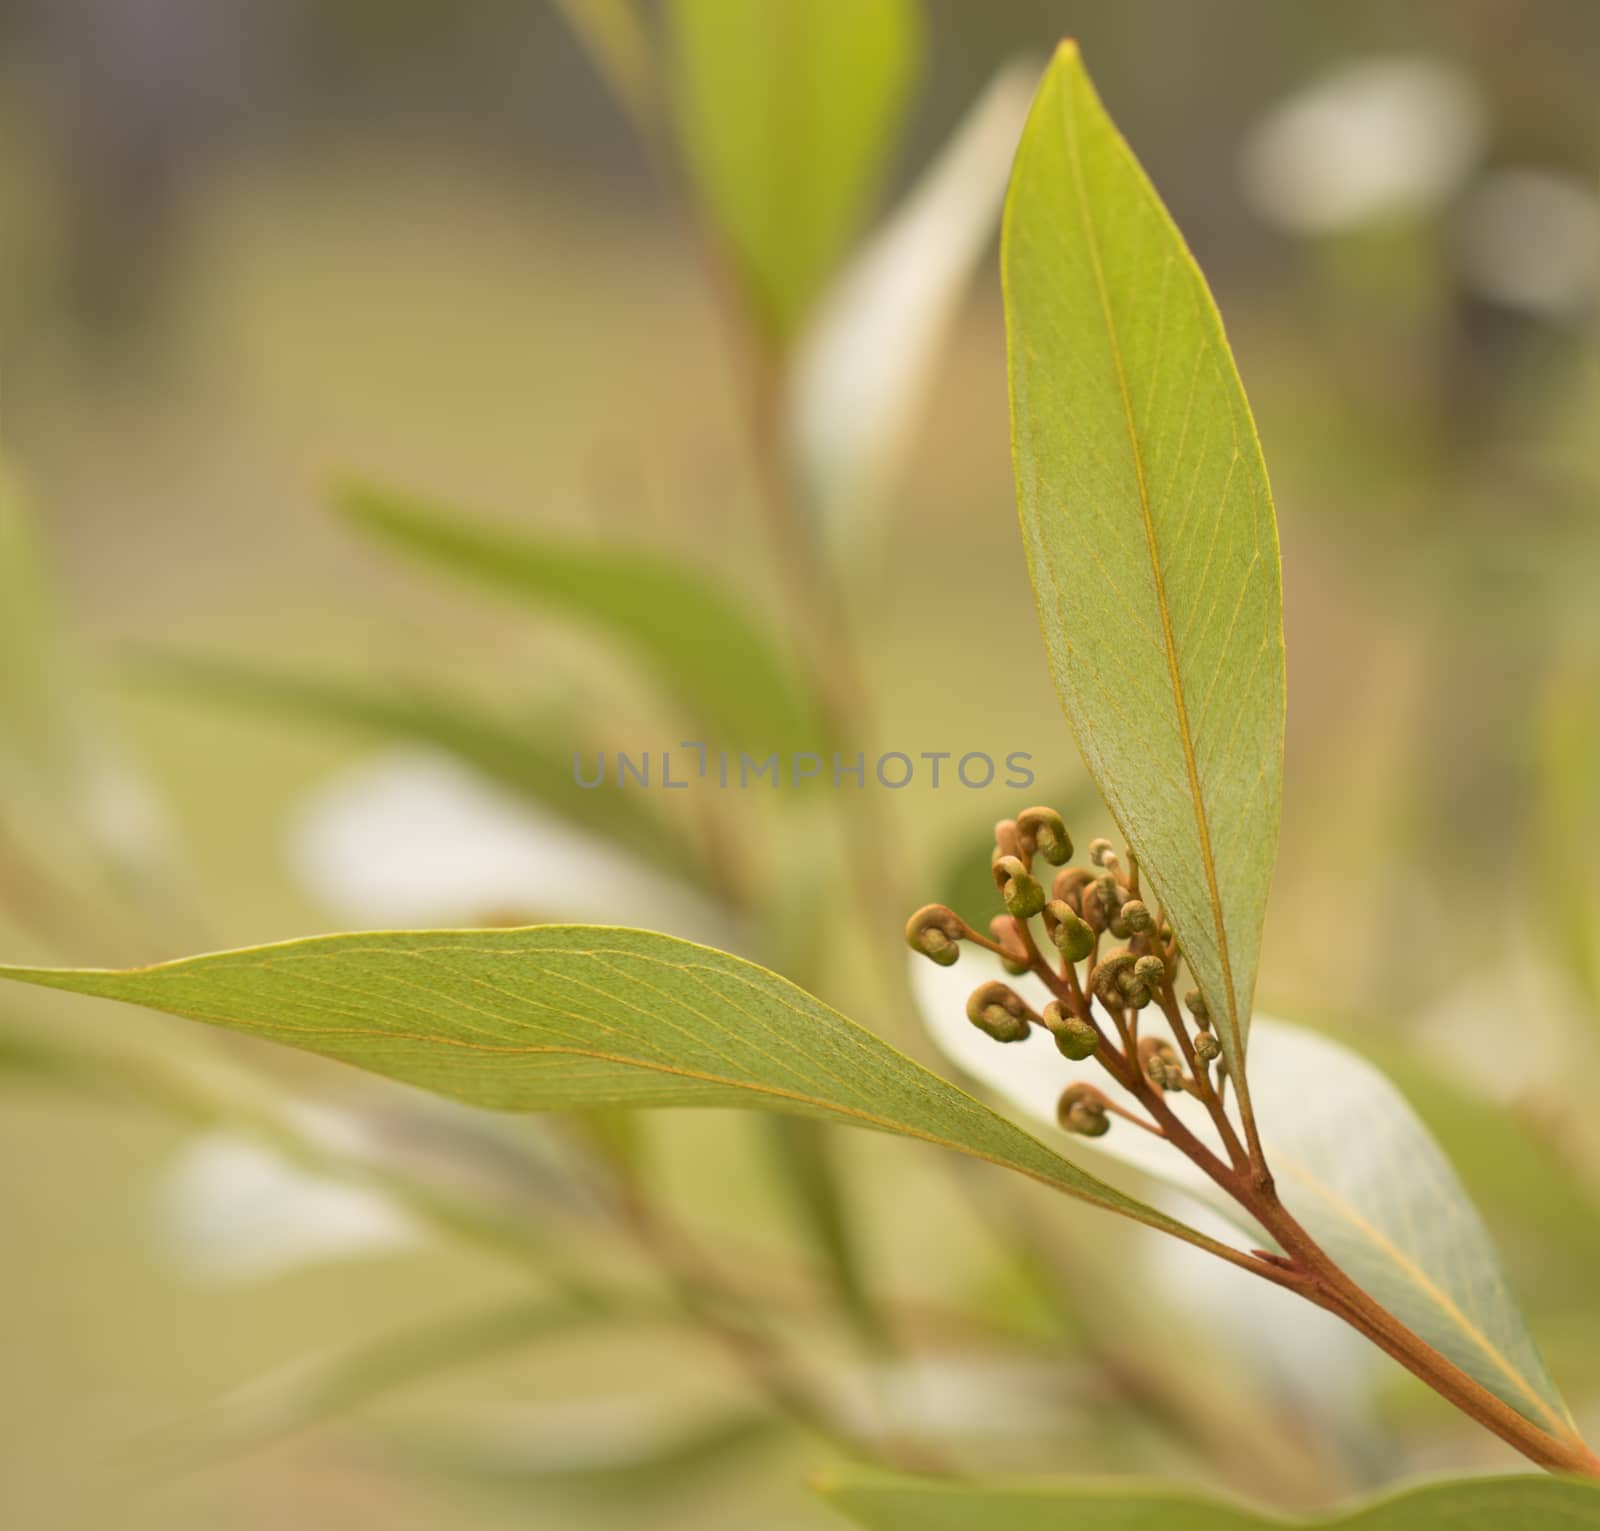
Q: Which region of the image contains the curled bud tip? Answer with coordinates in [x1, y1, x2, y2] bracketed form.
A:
[1133, 954, 1165, 987]
[1089, 950, 1136, 1008]
[1088, 838, 1116, 867]
[1121, 900, 1153, 934]
[1194, 1033, 1222, 1063]
[1044, 900, 1096, 963]
[1044, 1003, 1100, 1060]
[1057, 1081, 1111, 1137]
[1051, 866, 1093, 912]
[905, 904, 964, 967]
[966, 980, 1035, 1043]
[992, 854, 1047, 919]
[1017, 806, 1073, 866]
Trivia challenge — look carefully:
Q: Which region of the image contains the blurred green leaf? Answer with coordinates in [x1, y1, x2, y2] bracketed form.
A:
[135, 654, 712, 887]
[338, 483, 818, 753]
[819, 1470, 1600, 1530]
[1536, 664, 1600, 1018]
[551, 0, 658, 135]
[790, 58, 1034, 538]
[0, 926, 1220, 1244]
[668, 0, 920, 348]
[1002, 43, 1285, 1087]
[213, 1296, 628, 1446]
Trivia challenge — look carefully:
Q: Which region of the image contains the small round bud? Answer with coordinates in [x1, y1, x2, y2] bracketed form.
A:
[1043, 1001, 1099, 1060]
[1133, 954, 1165, 988]
[1057, 1081, 1111, 1137]
[1016, 807, 1073, 867]
[1089, 950, 1136, 1009]
[1183, 989, 1211, 1030]
[1138, 1036, 1183, 1090]
[1088, 838, 1115, 867]
[1194, 1033, 1222, 1063]
[992, 855, 1047, 920]
[905, 905, 964, 967]
[1044, 900, 1096, 963]
[966, 980, 1036, 1043]
[1121, 900, 1154, 934]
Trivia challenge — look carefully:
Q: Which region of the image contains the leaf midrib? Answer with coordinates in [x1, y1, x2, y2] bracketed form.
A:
[1057, 75, 1247, 1078]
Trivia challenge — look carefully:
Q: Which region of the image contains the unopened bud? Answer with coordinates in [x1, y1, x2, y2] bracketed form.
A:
[992, 855, 1047, 920]
[1138, 1036, 1183, 1090]
[1088, 838, 1116, 867]
[905, 905, 964, 967]
[1044, 900, 1095, 963]
[1051, 866, 1095, 913]
[1194, 1033, 1221, 1064]
[1121, 900, 1154, 934]
[1016, 806, 1073, 867]
[1183, 989, 1211, 1030]
[966, 980, 1036, 1043]
[1090, 950, 1136, 1008]
[1056, 1081, 1111, 1137]
[1133, 954, 1165, 988]
[1043, 1001, 1099, 1060]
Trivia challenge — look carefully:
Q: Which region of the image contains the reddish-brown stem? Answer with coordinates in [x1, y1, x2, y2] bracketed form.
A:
[1014, 936, 1600, 1479]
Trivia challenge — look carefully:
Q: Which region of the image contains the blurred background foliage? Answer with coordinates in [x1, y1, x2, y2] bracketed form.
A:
[1, 1, 1599, 1528]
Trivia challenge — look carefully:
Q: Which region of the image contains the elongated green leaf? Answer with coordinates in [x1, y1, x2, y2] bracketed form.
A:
[1536, 663, 1600, 1019]
[215, 1297, 627, 1445]
[820, 1471, 1600, 1531]
[914, 949, 1573, 1435]
[338, 484, 817, 753]
[1003, 43, 1285, 1088]
[0, 927, 1217, 1248]
[135, 654, 710, 887]
[668, 0, 920, 348]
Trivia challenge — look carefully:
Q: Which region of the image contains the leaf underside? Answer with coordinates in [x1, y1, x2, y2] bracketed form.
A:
[1003, 42, 1285, 1082]
[0, 926, 1201, 1243]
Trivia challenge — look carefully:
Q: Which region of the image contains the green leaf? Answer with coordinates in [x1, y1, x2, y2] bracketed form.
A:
[0, 926, 1219, 1248]
[338, 483, 818, 753]
[551, 0, 658, 136]
[819, 1470, 1600, 1531]
[135, 654, 711, 887]
[790, 59, 1034, 540]
[1536, 662, 1600, 1019]
[1002, 42, 1285, 1089]
[916, 952, 1573, 1436]
[213, 1296, 628, 1445]
[668, 0, 920, 348]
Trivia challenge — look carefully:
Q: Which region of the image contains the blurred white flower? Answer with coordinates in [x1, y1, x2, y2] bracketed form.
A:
[789, 60, 1036, 544]
[288, 746, 734, 944]
[154, 1128, 421, 1285]
[1458, 169, 1600, 318]
[1240, 57, 1484, 234]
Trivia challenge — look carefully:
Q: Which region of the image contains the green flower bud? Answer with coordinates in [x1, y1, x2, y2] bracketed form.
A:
[1089, 950, 1136, 1009]
[1043, 1001, 1099, 1060]
[992, 854, 1047, 920]
[966, 980, 1036, 1043]
[904, 904, 964, 967]
[1016, 806, 1073, 867]
[1138, 1036, 1183, 1090]
[1044, 900, 1095, 963]
[1121, 900, 1154, 934]
[1057, 1081, 1111, 1137]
